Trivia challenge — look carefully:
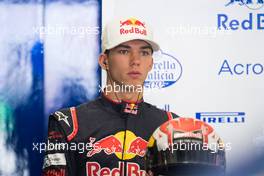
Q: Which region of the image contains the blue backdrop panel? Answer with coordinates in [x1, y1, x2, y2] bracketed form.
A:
[0, 0, 100, 175]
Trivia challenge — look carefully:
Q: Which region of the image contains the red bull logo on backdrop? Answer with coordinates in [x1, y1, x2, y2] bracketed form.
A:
[120, 18, 147, 36]
[225, 0, 264, 10]
[217, 0, 264, 30]
[87, 130, 148, 160]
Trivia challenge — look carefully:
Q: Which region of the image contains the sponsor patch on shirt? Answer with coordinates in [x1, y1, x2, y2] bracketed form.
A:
[43, 153, 66, 169]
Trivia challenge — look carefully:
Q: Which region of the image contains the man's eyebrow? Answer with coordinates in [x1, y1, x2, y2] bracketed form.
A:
[115, 44, 131, 49]
[140, 45, 153, 50]
[115, 44, 152, 50]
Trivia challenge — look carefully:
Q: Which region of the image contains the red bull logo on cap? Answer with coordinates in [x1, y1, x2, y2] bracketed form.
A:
[120, 18, 147, 36]
[87, 130, 148, 160]
[120, 18, 146, 28]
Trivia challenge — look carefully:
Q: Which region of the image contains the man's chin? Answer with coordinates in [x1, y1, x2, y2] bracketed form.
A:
[124, 82, 143, 87]
[121, 82, 144, 92]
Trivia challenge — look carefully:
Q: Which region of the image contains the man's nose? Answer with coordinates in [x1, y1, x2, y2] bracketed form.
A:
[130, 51, 140, 66]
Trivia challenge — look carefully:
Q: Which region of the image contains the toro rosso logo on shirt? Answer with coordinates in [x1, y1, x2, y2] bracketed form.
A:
[87, 130, 148, 160]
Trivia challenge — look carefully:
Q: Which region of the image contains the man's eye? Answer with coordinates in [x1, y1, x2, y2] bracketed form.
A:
[118, 50, 129, 55]
[141, 50, 151, 56]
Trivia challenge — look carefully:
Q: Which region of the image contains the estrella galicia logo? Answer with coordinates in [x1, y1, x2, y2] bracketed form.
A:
[144, 50, 182, 89]
[225, 0, 264, 10]
[196, 112, 245, 124]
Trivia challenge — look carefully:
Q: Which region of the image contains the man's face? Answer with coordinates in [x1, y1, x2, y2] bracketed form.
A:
[106, 40, 153, 87]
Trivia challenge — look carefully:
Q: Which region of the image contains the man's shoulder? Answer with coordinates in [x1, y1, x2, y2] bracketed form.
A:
[51, 98, 98, 118]
[48, 98, 101, 141]
[74, 98, 99, 111]
[141, 101, 160, 111]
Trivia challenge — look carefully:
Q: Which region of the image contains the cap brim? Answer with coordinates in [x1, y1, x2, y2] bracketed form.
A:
[144, 40, 160, 52]
[104, 38, 160, 52]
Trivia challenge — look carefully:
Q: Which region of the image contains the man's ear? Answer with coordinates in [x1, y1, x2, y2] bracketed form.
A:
[98, 54, 108, 71]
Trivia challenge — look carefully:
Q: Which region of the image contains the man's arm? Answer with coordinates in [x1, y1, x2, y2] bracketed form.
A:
[42, 111, 76, 176]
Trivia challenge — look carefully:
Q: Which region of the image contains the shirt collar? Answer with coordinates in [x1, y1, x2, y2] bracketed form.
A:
[99, 92, 144, 115]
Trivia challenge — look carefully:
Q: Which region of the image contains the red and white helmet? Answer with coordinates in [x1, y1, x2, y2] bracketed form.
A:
[145, 117, 226, 176]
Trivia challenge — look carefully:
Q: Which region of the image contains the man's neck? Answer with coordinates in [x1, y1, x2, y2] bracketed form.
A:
[104, 91, 143, 102]
[104, 82, 143, 102]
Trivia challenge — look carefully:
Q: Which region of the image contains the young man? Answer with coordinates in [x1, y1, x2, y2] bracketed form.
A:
[42, 17, 178, 176]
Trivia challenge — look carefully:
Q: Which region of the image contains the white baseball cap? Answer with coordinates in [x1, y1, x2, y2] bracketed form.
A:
[102, 17, 160, 53]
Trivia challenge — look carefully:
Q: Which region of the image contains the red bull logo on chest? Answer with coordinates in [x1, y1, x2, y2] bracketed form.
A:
[86, 161, 146, 176]
[87, 130, 148, 160]
[120, 18, 147, 36]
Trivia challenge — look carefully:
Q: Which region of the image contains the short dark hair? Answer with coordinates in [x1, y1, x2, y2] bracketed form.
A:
[104, 49, 110, 56]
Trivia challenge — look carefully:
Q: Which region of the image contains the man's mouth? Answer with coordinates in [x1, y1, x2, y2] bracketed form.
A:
[127, 71, 142, 78]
